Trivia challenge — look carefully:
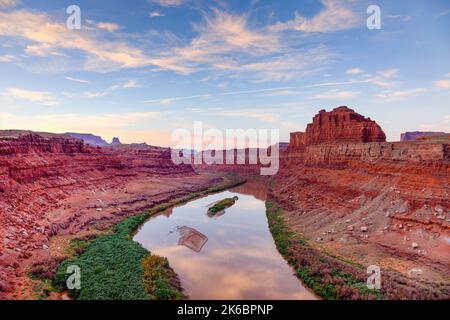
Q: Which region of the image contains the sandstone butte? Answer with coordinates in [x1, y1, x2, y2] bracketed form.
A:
[289, 106, 386, 150]
[0, 106, 449, 300]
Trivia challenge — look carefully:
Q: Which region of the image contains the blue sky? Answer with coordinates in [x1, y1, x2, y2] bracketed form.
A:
[0, 0, 449, 146]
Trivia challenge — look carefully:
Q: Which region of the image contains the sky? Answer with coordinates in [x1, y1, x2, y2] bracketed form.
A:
[0, 0, 449, 147]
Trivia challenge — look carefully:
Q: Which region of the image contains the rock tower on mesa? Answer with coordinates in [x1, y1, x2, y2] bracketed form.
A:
[289, 106, 386, 148]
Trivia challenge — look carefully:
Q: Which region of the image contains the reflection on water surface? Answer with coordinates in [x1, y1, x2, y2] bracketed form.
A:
[134, 186, 316, 300]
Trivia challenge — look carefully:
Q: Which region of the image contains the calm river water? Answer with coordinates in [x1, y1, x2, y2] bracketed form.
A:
[134, 186, 316, 300]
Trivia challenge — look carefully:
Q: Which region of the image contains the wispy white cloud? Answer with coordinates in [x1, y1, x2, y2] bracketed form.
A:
[149, 0, 185, 7]
[0, 10, 153, 72]
[0, 7, 332, 81]
[207, 47, 332, 82]
[434, 79, 450, 89]
[376, 88, 426, 100]
[149, 11, 165, 18]
[85, 19, 121, 32]
[437, 8, 450, 18]
[62, 80, 142, 99]
[79, 80, 141, 98]
[149, 9, 292, 77]
[270, 0, 361, 33]
[385, 15, 412, 22]
[217, 109, 280, 123]
[144, 70, 398, 105]
[143, 67, 408, 105]
[377, 68, 398, 79]
[144, 86, 299, 104]
[145, 93, 212, 104]
[65, 76, 90, 84]
[123, 79, 141, 88]
[0, 0, 20, 9]
[346, 68, 363, 75]
[0, 54, 19, 62]
[303, 78, 372, 88]
[24, 43, 68, 57]
[311, 90, 360, 100]
[211, 47, 331, 82]
[5, 87, 59, 106]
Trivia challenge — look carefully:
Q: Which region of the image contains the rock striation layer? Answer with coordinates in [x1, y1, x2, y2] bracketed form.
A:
[277, 107, 450, 295]
[289, 106, 386, 151]
[0, 131, 200, 298]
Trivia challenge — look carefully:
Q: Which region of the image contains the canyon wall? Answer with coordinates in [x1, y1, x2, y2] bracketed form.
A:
[284, 107, 448, 167]
[302, 141, 449, 166]
[0, 132, 202, 297]
[289, 132, 306, 150]
[275, 107, 450, 290]
[0, 133, 194, 192]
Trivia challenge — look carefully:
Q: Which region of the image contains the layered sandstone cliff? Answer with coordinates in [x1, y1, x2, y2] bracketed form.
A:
[285, 107, 448, 166]
[0, 133, 98, 155]
[0, 133, 194, 192]
[289, 132, 306, 150]
[276, 107, 450, 294]
[0, 132, 200, 297]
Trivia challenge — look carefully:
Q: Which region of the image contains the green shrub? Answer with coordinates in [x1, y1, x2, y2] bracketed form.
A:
[143, 255, 185, 300]
[54, 234, 149, 300]
[115, 213, 149, 237]
[207, 196, 238, 216]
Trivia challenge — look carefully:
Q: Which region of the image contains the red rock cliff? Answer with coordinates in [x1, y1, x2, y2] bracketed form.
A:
[304, 106, 386, 145]
[0, 133, 98, 155]
[289, 132, 306, 149]
[0, 133, 195, 191]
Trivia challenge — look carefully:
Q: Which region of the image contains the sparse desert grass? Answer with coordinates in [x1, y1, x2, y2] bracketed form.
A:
[266, 200, 450, 300]
[266, 200, 382, 300]
[143, 255, 185, 300]
[30, 257, 66, 281]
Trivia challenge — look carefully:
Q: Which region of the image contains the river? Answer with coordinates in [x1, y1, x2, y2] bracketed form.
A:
[134, 185, 316, 300]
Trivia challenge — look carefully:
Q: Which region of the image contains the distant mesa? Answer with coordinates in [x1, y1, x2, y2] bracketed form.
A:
[271, 142, 289, 152]
[66, 133, 122, 147]
[65, 133, 109, 146]
[111, 137, 122, 145]
[400, 131, 449, 142]
[289, 106, 386, 149]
